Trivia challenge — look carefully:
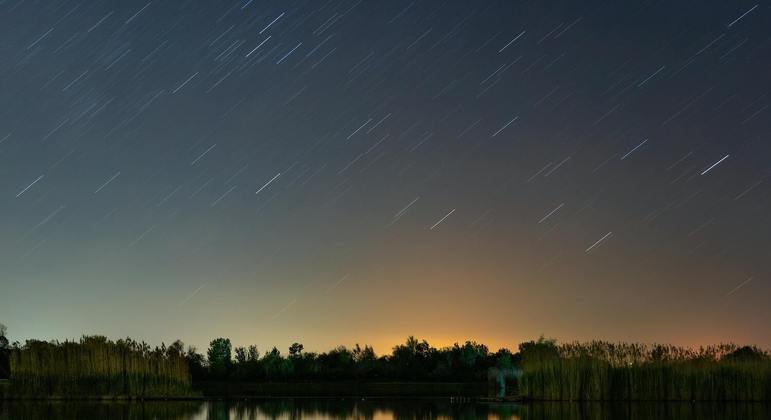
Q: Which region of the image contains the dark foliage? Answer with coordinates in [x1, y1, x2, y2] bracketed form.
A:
[0, 324, 9, 380]
[2, 328, 769, 402]
[189, 336, 502, 383]
[519, 339, 771, 401]
[8, 336, 192, 398]
[183, 335, 771, 401]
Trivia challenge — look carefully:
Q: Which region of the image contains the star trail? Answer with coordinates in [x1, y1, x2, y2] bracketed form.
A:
[1, 0, 769, 352]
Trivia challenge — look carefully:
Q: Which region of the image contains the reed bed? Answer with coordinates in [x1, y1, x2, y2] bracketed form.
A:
[519, 340, 771, 401]
[8, 336, 192, 398]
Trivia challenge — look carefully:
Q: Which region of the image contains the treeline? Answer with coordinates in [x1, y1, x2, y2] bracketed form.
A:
[188, 336, 511, 382]
[186, 335, 771, 401]
[2, 323, 769, 401]
[7, 336, 192, 398]
[519, 337, 771, 401]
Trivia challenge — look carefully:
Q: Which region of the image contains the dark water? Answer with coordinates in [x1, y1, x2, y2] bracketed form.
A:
[1, 399, 769, 419]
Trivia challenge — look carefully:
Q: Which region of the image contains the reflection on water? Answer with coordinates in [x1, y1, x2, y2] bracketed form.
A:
[1, 399, 769, 419]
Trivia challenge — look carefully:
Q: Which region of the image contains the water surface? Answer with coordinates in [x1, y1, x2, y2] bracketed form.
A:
[1, 399, 769, 419]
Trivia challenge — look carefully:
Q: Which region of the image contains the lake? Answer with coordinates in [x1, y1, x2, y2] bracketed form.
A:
[1, 399, 769, 419]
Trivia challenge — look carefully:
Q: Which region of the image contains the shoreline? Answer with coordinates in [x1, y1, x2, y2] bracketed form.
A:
[2, 395, 771, 403]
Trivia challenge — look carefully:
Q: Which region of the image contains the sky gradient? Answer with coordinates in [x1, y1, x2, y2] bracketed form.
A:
[1, 0, 770, 354]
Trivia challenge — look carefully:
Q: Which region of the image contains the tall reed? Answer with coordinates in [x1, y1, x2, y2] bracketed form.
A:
[9, 336, 192, 398]
[519, 340, 771, 401]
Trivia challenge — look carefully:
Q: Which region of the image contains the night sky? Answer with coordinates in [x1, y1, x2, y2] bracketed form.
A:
[1, 0, 770, 353]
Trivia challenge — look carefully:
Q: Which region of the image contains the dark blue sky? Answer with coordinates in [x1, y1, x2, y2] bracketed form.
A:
[1, 0, 769, 352]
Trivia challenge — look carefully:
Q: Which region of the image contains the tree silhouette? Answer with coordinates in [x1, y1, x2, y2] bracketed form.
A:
[289, 343, 304, 358]
[185, 346, 206, 379]
[723, 346, 769, 363]
[262, 347, 292, 378]
[207, 338, 232, 378]
[234, 346, 247, 364]
[247, 345, 259, 361]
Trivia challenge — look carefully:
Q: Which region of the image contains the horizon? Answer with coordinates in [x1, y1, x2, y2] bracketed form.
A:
[1, 1, 770, 353]
[3, 329, 769, 357]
